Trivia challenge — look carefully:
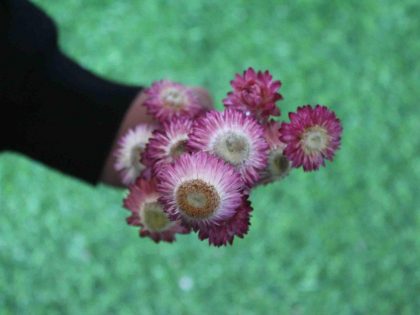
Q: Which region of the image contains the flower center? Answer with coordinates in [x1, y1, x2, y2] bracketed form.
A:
[131, 145, 144, 170]
[169, 139, 187, 159]
[142, 201, 171, 232]
[213, 131, 250, 165]
[161, 88, 186, 109]
[176, 179, 220, 220]
[247, 83, 260, 94]
[302, 125, 330, 154]
[268, 149, 290, 177]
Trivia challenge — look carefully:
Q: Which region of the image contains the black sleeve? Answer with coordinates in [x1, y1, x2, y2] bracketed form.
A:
[0, 0, 142, 184]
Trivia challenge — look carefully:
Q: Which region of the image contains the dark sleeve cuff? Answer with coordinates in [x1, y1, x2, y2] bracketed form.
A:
[10, 50, 142, 184]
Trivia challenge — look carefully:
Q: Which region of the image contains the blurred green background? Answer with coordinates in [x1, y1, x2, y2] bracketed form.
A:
[1, 0, 419, 314]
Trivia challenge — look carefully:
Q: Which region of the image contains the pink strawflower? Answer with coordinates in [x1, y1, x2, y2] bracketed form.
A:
[223, 67, 283, 122]
[142, 117, 193, 172]
[124, 178, 190, 243]
[156, 152, 244, 232]
[188, 109, 269, 186]
[258, 120, 291, 185]
[198, 196, 252, 247]
[279, 105, 343, 171]
[114, 123, 156, 185]
[144, 80, 203, 122]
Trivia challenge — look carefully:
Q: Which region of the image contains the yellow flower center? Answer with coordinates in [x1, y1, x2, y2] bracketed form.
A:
[268, 149, 290, 177]
[161, 88, 187, 110]
[302, 125, 330, 155]
[213, 131, 250, 166]
[131, 145, 144, 170]
[169, 139, 187, 159]
[176, 179, 220, 220]
[142, 202, 171, 232]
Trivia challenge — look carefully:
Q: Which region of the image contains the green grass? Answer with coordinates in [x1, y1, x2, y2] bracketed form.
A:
[1, 0, 419, 314]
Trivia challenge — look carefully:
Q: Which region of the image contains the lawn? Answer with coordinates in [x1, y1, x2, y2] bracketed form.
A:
[1, 0, 419, 314]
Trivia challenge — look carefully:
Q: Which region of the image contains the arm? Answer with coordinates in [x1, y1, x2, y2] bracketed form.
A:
[0, 0, 144, 184]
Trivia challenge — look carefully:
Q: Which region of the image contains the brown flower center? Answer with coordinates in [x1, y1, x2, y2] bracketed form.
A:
[142, 202, 171, 232]
[302, 125, 330, 155]
[169, 139, 187, 159]
[268, 149, 290, 177]
[213, 131, 250, 165]
[131, 145, 144, 170]
[176, 179, 220, 220]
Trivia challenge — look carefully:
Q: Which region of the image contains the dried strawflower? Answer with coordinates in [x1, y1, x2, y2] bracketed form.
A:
[280, 105, 342, 171]
[124, 178, 189, 242]
[188, 109, 268, 186]
[114, 123, 156, 185]
[223, 67, 283, 122]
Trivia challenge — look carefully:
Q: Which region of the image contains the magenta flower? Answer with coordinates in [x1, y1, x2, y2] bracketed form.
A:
[188, 109, 269, 186]
[198, 196, 252, 247]
[124, 178, 190, 243]
[223, 67, 283, 122]
[258, 120, 291, 185]
[142, 117, 193, 172]
[156, 152, 244, 232]
[114, 123, 157, 185]
[280, 105, 343, 171]
[144, 80, 204, 122]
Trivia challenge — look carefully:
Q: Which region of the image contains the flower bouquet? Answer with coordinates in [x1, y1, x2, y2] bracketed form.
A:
[115, 68, 343, 246]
